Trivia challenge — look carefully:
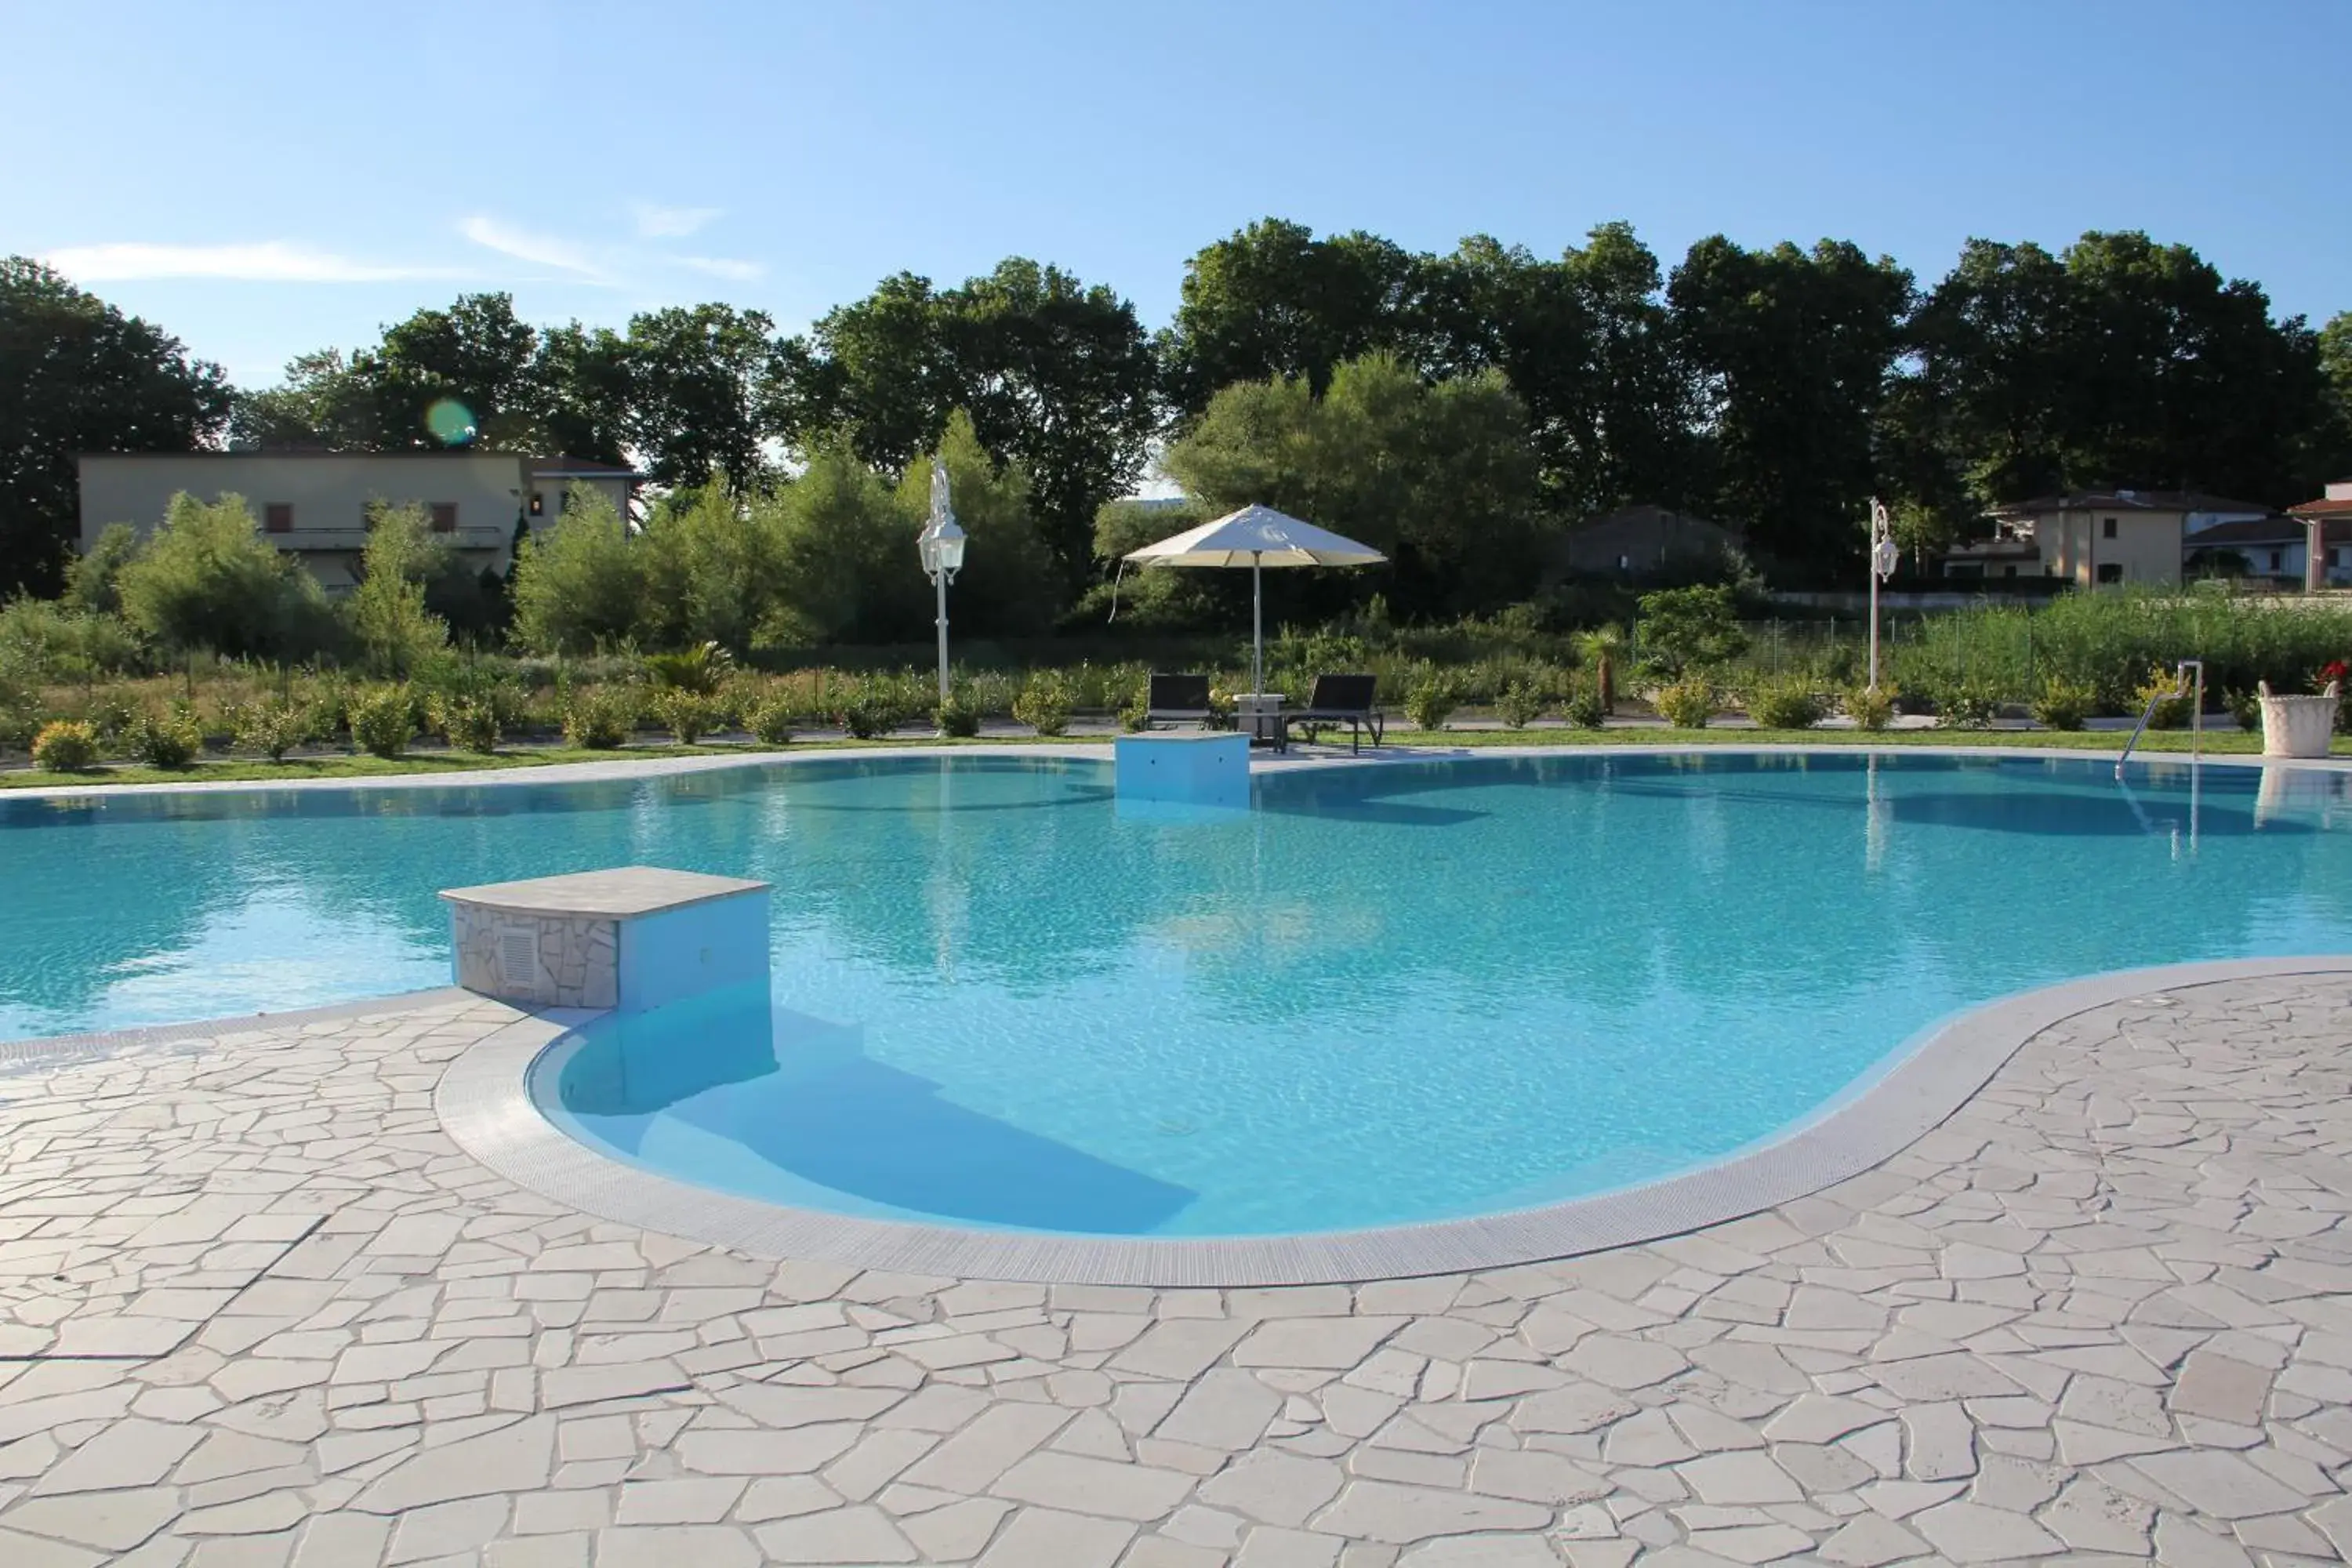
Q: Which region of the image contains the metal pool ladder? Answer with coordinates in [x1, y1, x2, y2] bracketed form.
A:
[2116, 659, 2204, 779]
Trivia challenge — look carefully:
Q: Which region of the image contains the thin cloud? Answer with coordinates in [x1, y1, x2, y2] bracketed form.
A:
[677, 256, 765, 282]
[459, 216, 609, 281]
[40, 241, 456, 284]
[633, 202, 721, 238]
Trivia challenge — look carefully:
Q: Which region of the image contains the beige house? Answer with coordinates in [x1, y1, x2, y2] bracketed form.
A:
[78, 452, 640, 592]
[1992, 489, 2272, 589]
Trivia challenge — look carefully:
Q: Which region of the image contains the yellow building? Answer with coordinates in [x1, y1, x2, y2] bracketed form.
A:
[77, 452, 640, 592]
[1994, 489, 2272, 589]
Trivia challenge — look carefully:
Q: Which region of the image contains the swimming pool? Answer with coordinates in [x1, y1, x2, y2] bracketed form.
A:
[7, 751, 2350, 1236]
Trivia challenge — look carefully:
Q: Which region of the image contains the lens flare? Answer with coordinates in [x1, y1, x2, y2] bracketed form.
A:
[425, 398, 477, 446]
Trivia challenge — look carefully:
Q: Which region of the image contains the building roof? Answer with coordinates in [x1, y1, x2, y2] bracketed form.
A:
[2183, 515, 2350, 547]
[1994, 489, 2273, 517]
[2286, 497, 2352, 518]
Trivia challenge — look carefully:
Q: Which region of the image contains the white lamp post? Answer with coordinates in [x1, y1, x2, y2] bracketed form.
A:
[1867, 496, 1899, 691]
[917, 456, 967, 706]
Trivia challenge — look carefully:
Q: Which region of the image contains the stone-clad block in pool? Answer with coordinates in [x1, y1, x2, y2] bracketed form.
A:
[440, 866, 770, 1013]
[1114, 731, 1249, 809]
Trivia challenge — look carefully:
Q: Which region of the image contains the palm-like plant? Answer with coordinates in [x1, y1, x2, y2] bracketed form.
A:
[1575, 624, 1627, 714]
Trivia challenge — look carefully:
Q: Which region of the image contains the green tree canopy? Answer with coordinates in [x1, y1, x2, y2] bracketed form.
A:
[1163, 352, 1544, 618]
[776, 259, 1157, 591]
[509, 486, 646, 655]
[114, 492, 328, 660]
[1668, 237, 1915, 579]
[1, 258, 233, 597]
[345, 503, 452, 677]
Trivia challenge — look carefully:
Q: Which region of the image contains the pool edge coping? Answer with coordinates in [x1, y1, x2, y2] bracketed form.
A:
[431, 954, 2352, 1287]
[3, 735, 2347, 804]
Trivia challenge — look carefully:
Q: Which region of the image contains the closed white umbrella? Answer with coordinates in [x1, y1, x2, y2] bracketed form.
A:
[1123, 504, 1385, 691]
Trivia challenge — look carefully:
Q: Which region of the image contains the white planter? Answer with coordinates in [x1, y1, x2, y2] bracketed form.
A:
[2258, 681, 2340, 759]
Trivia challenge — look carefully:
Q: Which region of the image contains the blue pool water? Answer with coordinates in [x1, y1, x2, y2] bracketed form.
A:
[5, 753, 2350, 1236]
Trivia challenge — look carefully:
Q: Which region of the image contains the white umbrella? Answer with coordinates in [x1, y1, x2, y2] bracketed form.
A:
[1123, 504, 1385, 691]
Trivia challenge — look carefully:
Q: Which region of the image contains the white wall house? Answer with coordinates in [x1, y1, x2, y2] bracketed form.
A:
[78, 452, 640, 592]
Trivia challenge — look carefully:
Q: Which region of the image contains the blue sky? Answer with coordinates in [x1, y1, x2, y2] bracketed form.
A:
[4, 0, 2344, 389]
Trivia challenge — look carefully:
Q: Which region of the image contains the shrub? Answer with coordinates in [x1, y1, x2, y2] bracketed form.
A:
[349, 685, 417, 758]
[116, 492, 334, 662]
[746, 691, 795, 746]
[1574, 625, 1625, 713]
[1746, 678, 1825, 730]
[934, 688, 983, 739]
[652, 688, 724, 746]
[85, 691, 140, 742]
[132, 704, 205, 768]
[1117, 696, 1151, 733]
[644, 641, 733, 695]
[561, 688, 635, 750]
[1844, 685, 1897, 731]
[837, 691, 905, 740]
[2029, 676, 2093, 731]
[1496, 682, 1544, 729]
[1403, 674, 1458, 731]
[31, 720, 101, 773]
[1011, 673, 1073, 736]
[1562, 681, 1607, 730]
[430, 695, 503, 756]
[2132, 665, 2190, 729]
[1634, 586, 1747, 680]
[2223, 687, 2261, 732]
[1652, 677, 1716, 729]
[237, 698, 314, 761]
[1937, 679, 2002, 730]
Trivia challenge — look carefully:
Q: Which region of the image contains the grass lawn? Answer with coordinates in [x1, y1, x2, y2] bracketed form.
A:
[2, 722, 2338, 791]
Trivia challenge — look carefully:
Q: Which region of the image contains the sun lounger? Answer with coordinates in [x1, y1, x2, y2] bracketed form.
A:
[1283, 673, 1385, 754]
[1145, 673, 1214, 729]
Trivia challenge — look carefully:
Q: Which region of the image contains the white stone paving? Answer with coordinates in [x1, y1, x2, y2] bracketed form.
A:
[0, 975, 2349, 1564]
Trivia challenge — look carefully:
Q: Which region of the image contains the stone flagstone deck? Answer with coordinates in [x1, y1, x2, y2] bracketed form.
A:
[1, 974, 2350, 1566]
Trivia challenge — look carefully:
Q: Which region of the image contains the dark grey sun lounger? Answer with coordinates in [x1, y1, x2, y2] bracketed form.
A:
[1145, 673, 1214, 729]
[1283, 673, 1386, 753]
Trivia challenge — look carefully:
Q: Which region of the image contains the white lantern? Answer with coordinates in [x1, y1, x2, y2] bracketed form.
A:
[918, 517, 967, 583]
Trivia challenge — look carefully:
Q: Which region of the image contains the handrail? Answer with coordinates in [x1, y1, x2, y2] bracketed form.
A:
[2116, 659, 2204, 779]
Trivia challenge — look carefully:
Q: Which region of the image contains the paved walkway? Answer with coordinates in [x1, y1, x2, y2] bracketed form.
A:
[1, 976, 2349, 1566]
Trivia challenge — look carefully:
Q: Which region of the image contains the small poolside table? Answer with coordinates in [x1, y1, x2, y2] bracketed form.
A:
[1235, 692, 1287, 750]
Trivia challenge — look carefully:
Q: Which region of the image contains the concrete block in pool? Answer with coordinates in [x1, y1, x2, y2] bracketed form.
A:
[441, 865, 770, 1013]
[1115, 731, 1249, 810]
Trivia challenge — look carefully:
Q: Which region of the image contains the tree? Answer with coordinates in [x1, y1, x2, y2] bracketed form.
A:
[371, 292, 543, 448]
[63, 522, 140, 616]
[233, 295, 546, 452]
[508, 486, 647, 654]
[1669, 238, 1913, 580]
[345, 504, 451, 677]
[633, 485, 789, 653]
[1162, 353, 1545, 619]
[769, 439, 932, 646]
[114, 492, 328, 660]
[777, 260, 1157, 591]
[532, 322, 633, 466]
[2059, 232, 2326, 504]
[1157, 220, 1426, 416]
[623, 304, 782, 491]
[1417, 223, 1700, 521]
[0, 258, 233, 597]
[895, 412, 1059, 638]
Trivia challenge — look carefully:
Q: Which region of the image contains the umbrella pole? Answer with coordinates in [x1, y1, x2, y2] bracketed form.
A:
[1251, 553, 1263, 694]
